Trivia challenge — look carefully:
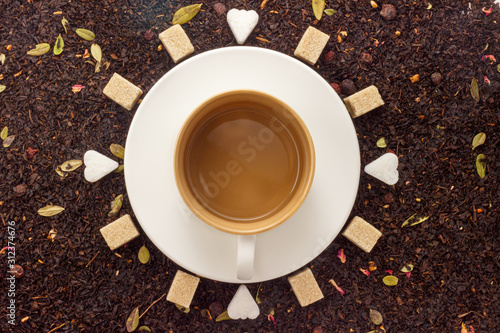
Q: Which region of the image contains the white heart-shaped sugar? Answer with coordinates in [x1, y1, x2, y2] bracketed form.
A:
[364, 152, 399, 185]
[227, 9, 259, 45]
[227, 285, 260, 320]
[84, 150, 119, 183]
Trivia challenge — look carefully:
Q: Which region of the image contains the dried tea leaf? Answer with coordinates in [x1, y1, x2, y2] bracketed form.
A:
[61, 17, 69, 33]
[476, 154, 486, 179]
[137, 327, 151, 332]
[369, 309, 383, 325]
[470, 78, 479, 102]
[401, 264, 414, 273]
[61, 159, 83, 172]
[175, 303, 190, 313]
[472, 132, 486, 150]
[0, 85, 6, 93]
[53, 34, 64, 55]
[0, 126, 8, 140]
[172, 4, 202, 25]
[110, 143, 125, 159]
[138, 245, 150, 264]
[497, 64, 500, 73]
[109, 194, 124, 218]
[126, 307, 139, 332]
[27, 43, 50, 56]
[0, 53, 5, 65]
[91, 43, 102, 63]
[38, 205, 65, 217]
[312, 0, 325, 20]
[215, 310, 232, 321]
[75, 28, 96, 41]
[401, 213, 429, 227]
[324, 8, 337, 16]
[255, 283, 263, 304]
[382, 275, 398, 286]
[376, 137, 387, 148]
[3, 135, 15, 147]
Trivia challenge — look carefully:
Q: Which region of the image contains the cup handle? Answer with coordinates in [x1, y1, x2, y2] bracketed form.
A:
[237, 235, 256, 280]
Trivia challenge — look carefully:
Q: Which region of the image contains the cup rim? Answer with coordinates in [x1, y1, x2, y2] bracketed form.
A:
[174, 89, 315, 235]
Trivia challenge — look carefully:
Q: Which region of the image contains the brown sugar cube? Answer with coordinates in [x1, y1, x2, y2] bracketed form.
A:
[343, 85, 385, 118]
[159, 25, 194, 63]
[103, 73, 143, 111]
[294, 26, 330, 65]
[288, 268, 324, 307]
[100, 214, 140, 251]
[166, 270, 200, 308]
[342, 216, 382, 253]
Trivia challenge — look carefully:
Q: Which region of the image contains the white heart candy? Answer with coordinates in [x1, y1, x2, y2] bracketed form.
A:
[364, 152, 399, 185]
[227, 285, 260, 320]
[227, 9, 259, 45]
[83, 150, 119, 183]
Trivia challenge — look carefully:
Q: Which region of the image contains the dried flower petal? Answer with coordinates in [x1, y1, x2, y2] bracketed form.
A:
[482, 7, 492, 15]
[405, 272, 411, 278]
[72, 84, 85, 93]
[359, 268, 370, 276]
[329, 279, 345, 295]
[481, 55, 496, 62]
[337, 248, 346, 263]
[27, 147, 38, 159]
[368, 261, 377, 271]
[385, 270, 393, 275]
[484, 76, 491, 85]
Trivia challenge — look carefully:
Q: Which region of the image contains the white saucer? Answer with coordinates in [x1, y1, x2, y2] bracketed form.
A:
[124, 47, 360, 283]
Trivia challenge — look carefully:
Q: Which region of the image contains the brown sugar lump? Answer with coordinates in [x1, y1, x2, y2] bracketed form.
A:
[159, 25, 194, 63]
[343, 85, 385, 118]
[342, 216, 382, 253]
[103, 73, 143, 111]
[294, 26, 330, 65]
[166, 270, 200, 309]
[100, 214, 140, 251]
[288, 268, 324, 307]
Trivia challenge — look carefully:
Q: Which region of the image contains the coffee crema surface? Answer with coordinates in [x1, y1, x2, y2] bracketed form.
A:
[184, 105, 301, 222]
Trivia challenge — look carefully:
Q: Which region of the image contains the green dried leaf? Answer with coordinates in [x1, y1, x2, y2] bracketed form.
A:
[75, 28, 95, 41]
[401, 264, 414, 273]
[472, 132, 486, 150]
[215, 310, 232, 322]
[91, 43, 102, 63]
[0, 85, 5, 93]
[0, 126, 8, 140]
[126, 307, 139, 332]
[401, 213, 429, 227]
[476, 154, 486, 179]
[114, 165, 124, 173]
[138, 245, 150, 264]
[172, 4, 202, 25]
[312, 0, 325, 20]
[324, 8, 337, 16]
[3, 135, 15, 147]
[61, 17, 69, 34]
[376, 137, 387, 148]
[382, 275, 398, 286]
[369, 309, 383, 325]
[61, 159, 83, 172]
[0, 53, 5, 65]
[55, 166, 68, 178]
[27, 43, 51, 56]
[53, 35, 64, 55]
[255, 283, 263, 304]
[497, 64, 500, 73]
[175, 303, 190, 313]
[470, 78, 479, 102]
[109, 194, 124, 218]
[110, 143, 125, 159]
[38, 205, 65, 217]
[137, 327, 151, 332]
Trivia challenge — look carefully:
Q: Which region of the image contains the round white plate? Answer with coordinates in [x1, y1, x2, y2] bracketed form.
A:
[124, 47, 360, 283]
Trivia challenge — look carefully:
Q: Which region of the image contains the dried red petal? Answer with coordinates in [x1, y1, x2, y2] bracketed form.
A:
[482, 7, 493, 15]
[482, 55, 496, 62]
[337, 248, 346, 263]
[406, 272, 411, 278]
[27, 147, 38, 159]
[359, 268, 370, 276]
[385, 269, 393, 275]
[484, 76, 491, 85]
